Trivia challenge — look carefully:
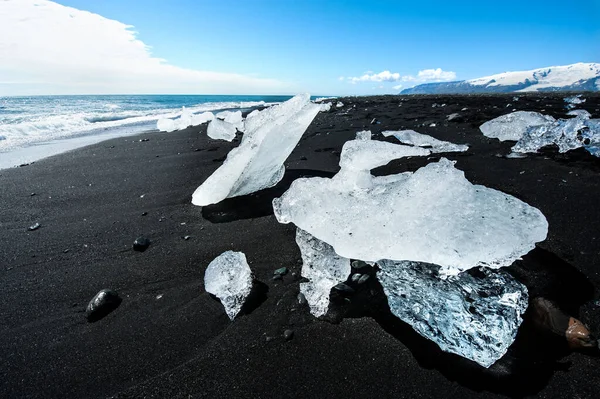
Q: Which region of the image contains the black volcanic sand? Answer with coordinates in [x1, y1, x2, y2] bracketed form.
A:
[1, 93, 600, 399]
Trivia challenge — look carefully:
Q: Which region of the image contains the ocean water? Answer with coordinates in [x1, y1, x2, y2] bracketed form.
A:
[0, 94, 298, 169]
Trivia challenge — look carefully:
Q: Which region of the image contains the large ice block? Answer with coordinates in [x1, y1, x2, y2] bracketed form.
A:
[479, 111, 555, 141]
[377, 260, 528, 367]
[192, 94, 323, 206]
[382, 129, 468, 153]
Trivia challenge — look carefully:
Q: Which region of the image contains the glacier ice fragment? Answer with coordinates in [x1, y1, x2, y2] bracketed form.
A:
[479, 111, 555, 141]
[216, 110, 244, 132]
[355, 130, 372, 140]
[564, 95, 585, 109]
[207, 119, 237, 142]
[512, 115, 600, 157]
[191, 111, 214, 126]
[567, 109, 591, 119]
[274, 145, 548, 275]
[296, 229, 350, 317]
[382, 129, 469, 153]
[192, 94, 323, 206]
[377, 260, 528, 367]
[157, 108, 214, 132]
[204, 251, 253, 320]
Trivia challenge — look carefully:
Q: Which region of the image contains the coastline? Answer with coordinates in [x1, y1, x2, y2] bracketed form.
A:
[1, 93, 600, 398]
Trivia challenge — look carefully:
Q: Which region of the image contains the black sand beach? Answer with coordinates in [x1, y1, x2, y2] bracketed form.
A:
[2, 93, 600, 399]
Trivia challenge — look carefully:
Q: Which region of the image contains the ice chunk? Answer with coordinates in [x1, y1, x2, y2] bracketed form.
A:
[207, 119, 237, 142]
[319, 102, 332, 112]
[564, 95, 585, 109]
[377, 260, 528, 367]
[192, 94, 323, 206]
[204, 251, 253, 320]
[274, 154, 548, 276]
[157, 107, 213, 132]
[296, 229, 350, 317]
[567, 109, 591, 119]
[512, 115, 600, 157]
[216, 110, 244, 131]
[336, 102, 344, 108]
[156, 118, 177, 133]
[480, 111, 555, 141]
[191, 111, 214, 125]
[382, 129, 468, 153]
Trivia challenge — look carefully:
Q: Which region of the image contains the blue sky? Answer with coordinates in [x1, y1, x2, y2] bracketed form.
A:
[1, 0, 598, 95]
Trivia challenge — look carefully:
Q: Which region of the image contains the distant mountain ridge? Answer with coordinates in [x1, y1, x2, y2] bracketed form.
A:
[401, 63, 600, 94]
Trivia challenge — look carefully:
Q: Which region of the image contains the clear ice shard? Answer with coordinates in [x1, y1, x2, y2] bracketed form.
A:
[157, 108, 214, 132]
[204, 251, 253, 320]
[216, 110, 244, 132]
[382, 129, 469, 152]
[567, 109, 591, 119]
[273, 135, 548, 275]
[192, 94, 323, 206]
[296, 229, 350, 317]
[512, 115, 600, 157]
[479, 111, 555, 141]
[207, 119, 237, 141]
[564, 95, 585, 109]
[377, 260, 528, 367]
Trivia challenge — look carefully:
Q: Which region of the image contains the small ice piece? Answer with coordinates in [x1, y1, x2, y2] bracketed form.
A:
[336, 102, 344, 108]
[512, 115, 600, 157]
[204, 251, 253, 320]
[355, 130, 372, 140]
[447, 113, 460, 121]
[296, 229, 350, 317]
[513, 96, 520, 102]
[382, 129, 468, 153]
[207, 119, 237, 142]
[377, 260, 528, 367]
[567, 109, 591, 119]
[192, 94, 323, 206]
[216, 110, 244, 131]
[274, 153, 548, 276]
[191, 111, 214, 126]
[429, 123, 436, 127]
[480, 111, 556, 141]
[156, 118, 177, 132]
[319, 102, 332, 112]
[564, 95, 585, 110]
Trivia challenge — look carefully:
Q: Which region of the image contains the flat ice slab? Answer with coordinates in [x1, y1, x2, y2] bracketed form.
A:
[204, 251, 253, 320]
[274, 135, 548, 275]
[479, 111, 555, 141]
[192, 94, 323, 206]
[378, 260, 528, 367]
[382, 129, 468, 152]
[296, 229, 350, 317]
[207, 119, 237, 141]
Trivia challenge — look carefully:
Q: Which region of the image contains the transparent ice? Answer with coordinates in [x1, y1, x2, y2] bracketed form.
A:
[296, 229, 350, 317]
[567, 109, 591, 119]
[216, 110, 244, 132]
[377, 260, 528, 367]
[479, 111, 555, 141]
[564, 95, 585, 110]
[512, 115, 600, 157]
[192, 94, 323, 206]
[273, 135, 548, 275]
[204, 251, 253, 320]
[382, 129, 469, 152]
[157, 108, 214, 132]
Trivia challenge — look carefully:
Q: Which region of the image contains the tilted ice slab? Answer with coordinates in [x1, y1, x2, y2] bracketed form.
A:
[192, 94, 323, 206]
[216, 110, 245, 132]
[207, 119, 237, 141]
[567, 109, 592, 118]
[565, 95, 585, 110]
[204, 251, 253, 320]
[479, 111, 555, 141]
[377, 260, 528, 367]
[382, 129, 469, 152]
[296, 229, 350, 317]
[274, 137, 548, 275]
[512, 115, 600, 157]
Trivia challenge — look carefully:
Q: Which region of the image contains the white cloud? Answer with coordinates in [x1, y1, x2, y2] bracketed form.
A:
[344, 68, 457, 86]
[417, 68, 457, 81]
[0, 0, 289, 95]
[392, 84, 403, 90]
[349, 70, 401, 84]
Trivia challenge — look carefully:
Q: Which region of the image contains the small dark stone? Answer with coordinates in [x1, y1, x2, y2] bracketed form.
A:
[358, 274, 371, 285]
[27, 222, 41, 231]
[265, 336, 274, 342]
[133, 236, 151, 252]
[86, 289, 122, 322]
[333, 283, 355, 294]
[183, 235, 192, 240]
[139, 138, 150, 142]
[351, 273, 362, 282]
[63, 249, 70, 253]
[194, 148, 201, 152]
[19, 163, 30, 167]
[283, 329, 294, 341]
[272, 274, 283, 281]
[300, 156, 308, 161]
[297, 293, 308, 306]
[141, 212, 148, 216]
[30, 193, 36, 197]
[274, 267, 288, 276]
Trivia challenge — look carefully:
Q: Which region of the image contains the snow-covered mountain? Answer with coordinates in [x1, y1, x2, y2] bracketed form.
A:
[401, 63, 600, 94]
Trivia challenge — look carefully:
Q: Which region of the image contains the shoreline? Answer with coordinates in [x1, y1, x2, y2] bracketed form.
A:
[1, 93, 600, 398]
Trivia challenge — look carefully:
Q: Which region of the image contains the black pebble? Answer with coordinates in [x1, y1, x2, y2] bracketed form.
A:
[86, 289, 122, 322]
[283, 329, 294, 341]
[141, 212, 148, 216]
[333, 283, 355, 294]
[133, 236, 151, 252]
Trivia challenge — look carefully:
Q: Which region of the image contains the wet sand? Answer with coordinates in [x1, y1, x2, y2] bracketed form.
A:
[1, 93, 600, 398]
